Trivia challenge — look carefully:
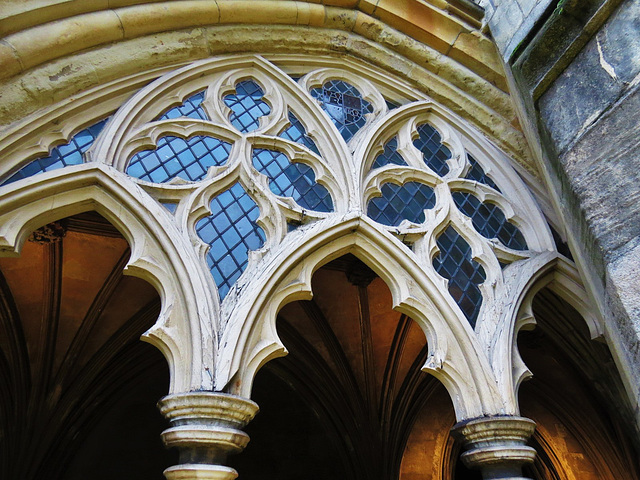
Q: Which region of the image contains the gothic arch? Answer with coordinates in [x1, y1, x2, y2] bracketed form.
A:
[0, 163, 218, 392]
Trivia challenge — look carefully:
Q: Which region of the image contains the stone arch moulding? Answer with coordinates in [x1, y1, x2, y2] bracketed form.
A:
[487, 252, 604, 415]
[0, 163, 218, 393]
[217, 214, 505, 421]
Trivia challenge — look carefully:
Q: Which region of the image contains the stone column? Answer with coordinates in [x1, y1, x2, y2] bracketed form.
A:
[158, 391, 259, 480]
[452, 416, 537, 480]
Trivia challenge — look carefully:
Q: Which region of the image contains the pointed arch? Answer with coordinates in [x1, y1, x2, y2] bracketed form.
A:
[0, 163, 218, 393]
[217, 214, 504, 420]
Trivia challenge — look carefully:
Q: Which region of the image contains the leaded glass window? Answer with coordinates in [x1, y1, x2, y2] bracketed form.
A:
[157, 91, 208, 121]
[367, 182, 435, 226]
[311, 80, 373, 142]
[452, 192, 527, 250]
[127, 136, 232, 183]
[279, 111, 320, 155]
[252, 148, 333, 212]
[1, 118, 108, 185]
[465, 154, 500, 192]
[196, 183, 266, 300]
[371, 137, 406, 169]
[433, 227, 486, 326]
[223, 80, 271, 132]
[413, 123, 450, 176]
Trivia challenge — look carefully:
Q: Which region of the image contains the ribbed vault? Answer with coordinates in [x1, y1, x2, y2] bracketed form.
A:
[0, 212, 170, 479]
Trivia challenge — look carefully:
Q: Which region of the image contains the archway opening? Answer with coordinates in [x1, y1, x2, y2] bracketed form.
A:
[230, 254, 465, 480]
[517, 287, 639, 480]
[0, 211, 176, 479]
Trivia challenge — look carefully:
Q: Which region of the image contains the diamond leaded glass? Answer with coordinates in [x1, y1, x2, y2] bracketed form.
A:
[413, 123, 450, 176]
[127, 136, 232, 183]
[311, 80, 373, 142]
[279, 111, 320, 155]
[1, 119, 108, 186]
[465, 154, 500, 192]
[371, 136, 406, 169]
[157, 91, 208, 121]
[367, 182, 436, 226]
[223, 80, 271, 132]
[452, 192, 527, 250]
[433, 226, 486, 326]
[252, 148, 333, 212]
[196, 183, 266, 300]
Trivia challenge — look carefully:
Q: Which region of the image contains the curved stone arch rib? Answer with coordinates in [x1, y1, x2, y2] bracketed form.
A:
[216, 214, 504, 421]
[354, 101, 555, 252]
[0, 66, 172, 181]
[0, 163, 219, 393]
[480, 252, 602, 414]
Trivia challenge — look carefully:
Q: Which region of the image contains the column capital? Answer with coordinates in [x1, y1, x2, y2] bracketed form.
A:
[158, 392, 259, 480]
[452, 415, 536, 480]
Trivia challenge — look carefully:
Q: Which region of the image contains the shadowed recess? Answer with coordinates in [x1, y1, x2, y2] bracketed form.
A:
[433, 226, 486, 326]
[464, 154, 501, 192]
[0, 118, 108, 185]
[311, 80, 373, 142]
[371, 136, 406, 169]
[252, 148, 333, 212]
[156, 90, 208, 121]
[223, 80, 271, 132]
[126, 135, 231, 183]
[413, 123, 450, 176]
[367, 182, 435, 226]
[452, 192, 527, 250]
[196, 183, 266, 300]
[279, 110, 320, 155]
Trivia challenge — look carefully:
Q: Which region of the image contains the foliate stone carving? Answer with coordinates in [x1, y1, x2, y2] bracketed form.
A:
[28, 221, 67, 244]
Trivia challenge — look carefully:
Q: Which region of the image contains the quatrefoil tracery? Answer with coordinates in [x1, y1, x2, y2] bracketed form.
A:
[11, 56, 547, 326]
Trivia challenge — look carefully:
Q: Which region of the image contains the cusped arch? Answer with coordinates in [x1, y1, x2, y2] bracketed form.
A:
[217, 214, 505, 420]
[0, 163, 219, 393]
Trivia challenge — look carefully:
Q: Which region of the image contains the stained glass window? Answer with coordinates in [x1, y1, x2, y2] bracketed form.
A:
[371, 136, 406, 169]
[413, 123, 450, 176]
[311, 80, 373, 142]
[223, 80, 271, 132]
[465, 154, 500, 192]
[196, 183, 266, 300]
[433, 226, 486, 326]
[367, 182, 436, 226]
[252, 148, 333, 212]
[279, 111, 320, 155]
[1, 119, 108, 186]
[157, 91, 208, 121]
[452, 192, 527, 250]
[127, 135, 231, 183]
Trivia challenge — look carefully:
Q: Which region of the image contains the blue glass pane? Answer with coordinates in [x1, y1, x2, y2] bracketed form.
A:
[127, 135, 231, 183]
[433, 226, 486, 326]
[279, 111, 320, 155]
[371, 136, 406, 169]
[367, 182, 435, 226]
[1, 119, 108, 186]
[223, 80, 271, 132]
[413, 124, 450, 176]
[311, 80, 373, 142]
[252, 148, 333, 212]
[385, 99, 401, 110]
[465, 154, 501, 192]
[196, 183, 266, 300]
[157, 91, 208, 120]
[452, 192, 528, 251]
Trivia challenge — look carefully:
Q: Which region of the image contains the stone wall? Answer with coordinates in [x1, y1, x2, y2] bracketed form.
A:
[485, 0, 640, 436]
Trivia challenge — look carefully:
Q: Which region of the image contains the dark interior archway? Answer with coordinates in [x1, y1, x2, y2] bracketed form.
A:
[518, 288, 640, 480]
[0, 211, 176, 480]
[230, 254, 464, 480]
